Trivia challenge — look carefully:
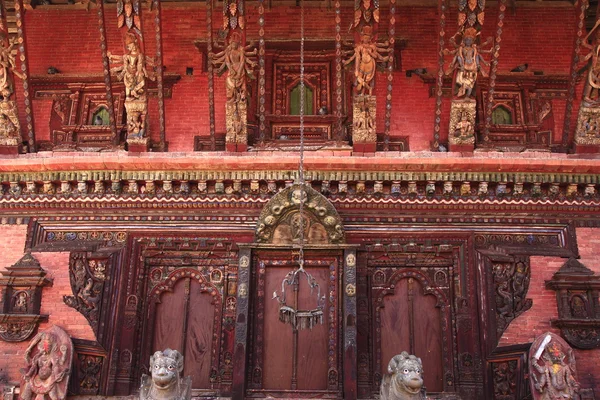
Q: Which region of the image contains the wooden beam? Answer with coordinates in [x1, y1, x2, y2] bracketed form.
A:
[206, 0, 216, 149]
[13, 0, 35, 151]
[96, 0, 119, 145]
[152, 0, 167, 151]
[482, 0, 508, 142]
[383, 0, 396, 151]
[431, 0, 448, 151]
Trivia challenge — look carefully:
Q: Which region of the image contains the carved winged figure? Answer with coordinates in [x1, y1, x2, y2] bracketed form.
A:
[380, 352, 426, 400]
[343, 25, 391, 96]
[445, 27, 492, 99]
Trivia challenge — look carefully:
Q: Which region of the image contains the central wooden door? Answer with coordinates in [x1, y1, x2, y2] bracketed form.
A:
[246, 252, 342, 398]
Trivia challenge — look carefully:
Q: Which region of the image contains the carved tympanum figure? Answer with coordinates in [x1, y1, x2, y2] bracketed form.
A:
[20, 326, 73, 400]
[380, 352, 426, 400]
[108, 33, 154, 102]
[139, 349, 191, 400]
[343, 25, 390, 96]
[530, 332, 580, 400]
[445, 28, 491, 99]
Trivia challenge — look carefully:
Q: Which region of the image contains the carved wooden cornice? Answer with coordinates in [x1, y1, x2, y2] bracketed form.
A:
[31, 73, 181, 99]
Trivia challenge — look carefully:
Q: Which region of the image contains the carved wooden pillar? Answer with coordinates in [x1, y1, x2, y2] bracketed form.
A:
[343, 248, 357, 400]
[152, 0, 167, 151]
[215, 0, 255, 152]
[0, 0, 26, 154]
[432, 0, 449, 150]
[232, 247, 251, 399]
[346, 0, 387, 153]
[206, 0, 216, 149]
[571, 0, 600, 153]
[383, 0, 396, 151]
[257, 0, 266, 144]
[110, 0, 152, 152]
[446, 0, 491, 152]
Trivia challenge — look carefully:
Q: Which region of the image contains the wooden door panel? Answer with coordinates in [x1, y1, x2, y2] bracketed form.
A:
[380, 279, 410, 375]
[184, 280, 215, 388]
[263, 266, 294, 390]
[153, 278, 186, 352]
[412, 287, 442, 392]
[296, 266, 330, 390]
[379, 277, 444, 393]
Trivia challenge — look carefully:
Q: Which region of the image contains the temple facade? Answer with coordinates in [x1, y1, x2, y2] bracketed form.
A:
[0, 0, 599, 399]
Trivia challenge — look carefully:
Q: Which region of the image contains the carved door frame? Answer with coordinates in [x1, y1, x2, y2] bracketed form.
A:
[233, 244, 358, 400]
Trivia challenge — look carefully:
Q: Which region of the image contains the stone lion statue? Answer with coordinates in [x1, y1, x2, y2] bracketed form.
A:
[139, 349, 191, 400]
[380, 352, 426, 400]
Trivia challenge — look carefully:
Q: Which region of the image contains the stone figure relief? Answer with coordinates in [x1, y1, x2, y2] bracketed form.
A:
[529, 332, 580, 400]
[445, 27, 492, 99]
[380, 352, 426, 400]
[139, 349, 191, 400]
[20, 326, 73, 400]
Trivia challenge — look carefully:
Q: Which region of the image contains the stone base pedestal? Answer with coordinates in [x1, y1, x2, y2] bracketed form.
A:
[226, 143, 248, 152]
[0, 144, 18, 155]
[226, 101, 248, 150]
[449, 99, 476, 152]
[574, 105, 600, 150]
[127, 138, 149, 152]
[352, 95, 377, 153]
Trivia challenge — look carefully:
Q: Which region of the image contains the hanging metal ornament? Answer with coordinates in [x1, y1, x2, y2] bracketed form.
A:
[271, 0, 325, 331]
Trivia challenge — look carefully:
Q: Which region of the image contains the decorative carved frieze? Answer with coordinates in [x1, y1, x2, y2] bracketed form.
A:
[545, 258, 600, 349]
[0, 253, 52, 342]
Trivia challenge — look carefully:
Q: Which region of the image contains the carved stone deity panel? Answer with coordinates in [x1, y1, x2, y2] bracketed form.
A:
[20, 325, 73, 400]
[529, 332, 579, 400]
[449, 100, 476, 146]
[352, 95, 377, 144]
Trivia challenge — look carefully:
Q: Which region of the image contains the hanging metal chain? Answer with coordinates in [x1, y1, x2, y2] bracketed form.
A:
[298, 0, 306, 267]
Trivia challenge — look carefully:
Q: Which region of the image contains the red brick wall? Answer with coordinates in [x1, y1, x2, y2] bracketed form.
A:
[0, 225, 95, 384]
[21, 3, 577, 151]
[499, 227, 600, 391]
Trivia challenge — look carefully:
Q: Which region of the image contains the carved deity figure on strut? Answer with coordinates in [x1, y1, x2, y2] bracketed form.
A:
[139, 349, 191, 400]
[20, 326, 73, 400]
[108, 33, 154, 102]
[529, 332, 580, 400]
[0, 31, 23, 146]
[343, 25, 391, 96]
[212, 32, 256, 110]
[445, 27, 491, 99]
[210, 31, 256, 144]
[380, 352, 427, 400]
[581, 20, 600, 106]
[453, 111, 474, 139]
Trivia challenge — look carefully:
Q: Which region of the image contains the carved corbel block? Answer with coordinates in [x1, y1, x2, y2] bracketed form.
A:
[0, 253, 52, 342]
[545, 258, 600, 349]
[449, 99, 476, 152]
